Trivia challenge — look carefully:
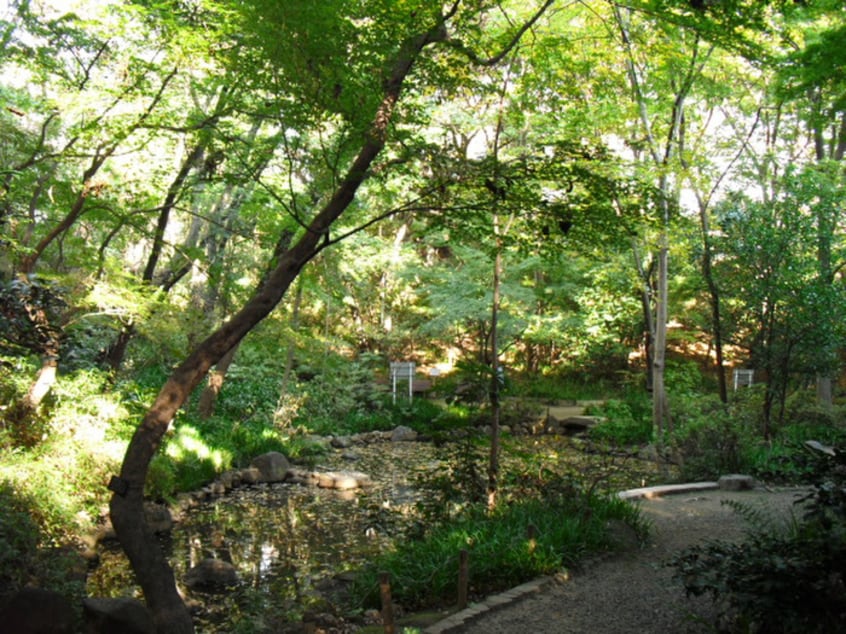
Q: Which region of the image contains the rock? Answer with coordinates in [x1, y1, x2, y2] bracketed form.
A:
[332, 473, 364, 490]
[317, 473, 336, 488]
[83, 597, 155, 634]
[560, 416, 601, 435]
[286, 468, 321, 486]
[239, 467, 261, 484]
[0, 588, 74, 634]
[301, 434, 332, 452]
[287, 468, 371, 490]
[174, 492, 197, 512]
[331, 435, 353, 448]
[805, 439, 836, 456]
[250, 452, 291, 482]
[718, 474, 756, 491]
[143, 502, 173, 533]
[219, 470, 241, 490]
[390, 425, 418, 442]
[184, 558, 239, 591]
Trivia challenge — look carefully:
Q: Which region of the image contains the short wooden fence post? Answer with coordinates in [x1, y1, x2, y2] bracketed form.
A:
[457, 548, 469, 609]
[379, 571, 395, 634]
[527, 523, 537, 555]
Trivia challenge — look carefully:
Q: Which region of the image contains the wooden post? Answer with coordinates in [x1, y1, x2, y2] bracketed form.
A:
[457, 549, 469, 609]
[379, 571, 395, 634]
[527, 523, 537, 555]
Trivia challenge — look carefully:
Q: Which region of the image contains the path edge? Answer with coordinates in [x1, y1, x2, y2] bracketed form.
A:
[422, 481, 720, 634]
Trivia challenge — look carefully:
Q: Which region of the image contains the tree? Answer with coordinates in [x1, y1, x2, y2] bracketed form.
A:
[776, 9, 846, 406]
[715, 167, 845, 435]
[107, 2, 557, 630]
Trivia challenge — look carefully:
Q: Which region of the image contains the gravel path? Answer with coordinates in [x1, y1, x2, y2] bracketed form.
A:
[430, 486, 807, 634]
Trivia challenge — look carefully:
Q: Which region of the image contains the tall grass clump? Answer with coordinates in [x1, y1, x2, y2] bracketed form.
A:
[349, 486, 646, 611]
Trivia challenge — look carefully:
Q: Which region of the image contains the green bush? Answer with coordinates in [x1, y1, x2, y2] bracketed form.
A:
[290, 356, 390, 434]
[669, 394, 756, 481]
[588, 397, 652, 446]
[672, 444, 846, 633]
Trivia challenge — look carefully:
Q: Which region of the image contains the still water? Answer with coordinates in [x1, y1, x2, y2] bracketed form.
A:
[88, 436, 661, 631]
[88, 442, 442, 630]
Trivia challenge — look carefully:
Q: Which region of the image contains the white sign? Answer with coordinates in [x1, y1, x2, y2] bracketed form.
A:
[390, 361, 415, 402]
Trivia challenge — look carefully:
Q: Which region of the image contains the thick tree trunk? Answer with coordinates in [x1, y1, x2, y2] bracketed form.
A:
[109, 22, 448, 633]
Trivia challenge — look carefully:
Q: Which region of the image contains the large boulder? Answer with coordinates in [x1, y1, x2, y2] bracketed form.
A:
[0, 588, 74, 634]
[390, 425, 418, 442]
[83, 597, 155, 634]
[250, 451, 291, 483]
[184, 558, 239, 591]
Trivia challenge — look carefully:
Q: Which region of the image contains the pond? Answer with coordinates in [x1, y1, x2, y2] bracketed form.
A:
[87, 435, 666, 632]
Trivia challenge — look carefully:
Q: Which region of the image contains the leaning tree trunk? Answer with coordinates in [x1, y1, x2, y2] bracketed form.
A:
[9, 295, 62, 441]
[108, 22, 449, 634]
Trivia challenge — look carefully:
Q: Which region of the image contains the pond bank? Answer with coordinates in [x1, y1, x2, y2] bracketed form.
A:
[85, 423, 671, 633]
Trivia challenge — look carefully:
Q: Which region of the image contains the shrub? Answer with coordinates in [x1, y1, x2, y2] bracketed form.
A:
[290, 356, 390, 435]
[669, 393, 756, 481]
[0, 482, 86, 620]
[672, 443, 846, 633]
[588, 397, 652, 446]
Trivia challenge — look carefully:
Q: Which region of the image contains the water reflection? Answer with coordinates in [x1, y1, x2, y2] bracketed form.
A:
[88, 442, 441, 630]
[88, 436, 663, 630]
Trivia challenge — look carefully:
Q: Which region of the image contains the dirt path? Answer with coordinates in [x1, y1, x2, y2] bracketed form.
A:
[428, 486, 807, 634]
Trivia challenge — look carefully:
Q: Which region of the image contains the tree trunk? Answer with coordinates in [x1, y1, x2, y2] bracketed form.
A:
[697, 203, 728, 403]
[197, 343, 238, 420]
[100, 322, 135, 375]
[109, 22, 448, 633]
[23, 353, 59, 414]
[487, 235, 502, 511]
[652, 239, 669, 442]
[632, 240, 655, 391]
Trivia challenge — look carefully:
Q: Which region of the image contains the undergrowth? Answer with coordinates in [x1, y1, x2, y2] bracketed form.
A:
[671, 442, 846, 633]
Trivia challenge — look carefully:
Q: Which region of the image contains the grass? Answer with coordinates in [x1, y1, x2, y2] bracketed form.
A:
[349, 489, 647, 612]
